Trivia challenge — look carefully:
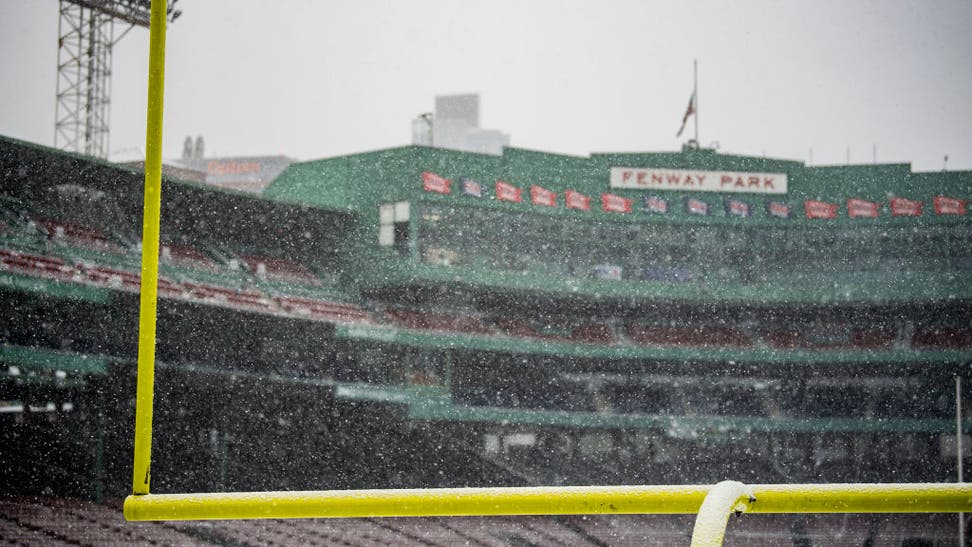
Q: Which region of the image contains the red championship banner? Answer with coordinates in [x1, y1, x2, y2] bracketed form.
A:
[890, 197, 923, 217]
[847, 198, 880, 218]
[601, 193, 633, 213]
[495, 180, 523, 203]
[934, 195, 967, 215]
[422, 171, 451, 194]
[565, 189, 591, 211]
[805, 200, 838, 219]
[530, 185, 557, 207]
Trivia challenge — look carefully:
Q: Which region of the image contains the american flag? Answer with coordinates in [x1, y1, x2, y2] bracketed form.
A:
[766, 201, 791, 219]
[686, 198, 708, 216]
[422, 172, 451, 194]
[644, 196, 669, 214]
[725, 199, 750, 218]
[460, 178, 483, 198]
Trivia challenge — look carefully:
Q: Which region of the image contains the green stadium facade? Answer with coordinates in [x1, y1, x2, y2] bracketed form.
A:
[1, 134, 970, 503]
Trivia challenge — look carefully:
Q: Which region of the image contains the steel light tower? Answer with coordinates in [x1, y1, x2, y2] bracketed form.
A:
[54, 0, 180, 159]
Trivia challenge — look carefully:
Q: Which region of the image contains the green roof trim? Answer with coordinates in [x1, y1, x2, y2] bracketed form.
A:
[335, 324, 972, 366]
[0, 345, 107, 375]
[333, 382, 449, 405]
[359, 259, 972, 306]
[408, 399, 968, 434]
[0, 271, 111, 304]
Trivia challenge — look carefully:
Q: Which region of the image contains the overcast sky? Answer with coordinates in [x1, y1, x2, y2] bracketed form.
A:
[1, 0, 970, 170]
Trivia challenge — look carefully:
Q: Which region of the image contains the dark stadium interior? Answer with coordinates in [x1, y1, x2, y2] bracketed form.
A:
[2, 134, 971, 544]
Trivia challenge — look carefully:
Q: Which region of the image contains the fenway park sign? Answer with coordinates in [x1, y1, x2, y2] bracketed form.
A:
[610, 167, 788, 195]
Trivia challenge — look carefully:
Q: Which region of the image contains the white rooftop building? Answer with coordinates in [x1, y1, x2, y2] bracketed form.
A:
[412, 94, 509, 156]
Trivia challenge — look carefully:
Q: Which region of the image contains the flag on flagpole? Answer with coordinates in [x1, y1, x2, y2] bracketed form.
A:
[676, 90, 696, 138]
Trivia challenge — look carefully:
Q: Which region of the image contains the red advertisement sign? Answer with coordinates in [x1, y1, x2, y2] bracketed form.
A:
[565, 189, 591, 211]
[934, 195, 966, 215]
[601, 193, 632, 213]
[890, 197, 923, 217]
[805, 200, 838, 219]
[847, 198, 880, 218]
[495, 180, 523, 203]
[422, 171, 451, 194]
[530, 185, 557, 207]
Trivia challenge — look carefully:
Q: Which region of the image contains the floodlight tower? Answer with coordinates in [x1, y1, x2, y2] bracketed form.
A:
[54, 0, 181, 159]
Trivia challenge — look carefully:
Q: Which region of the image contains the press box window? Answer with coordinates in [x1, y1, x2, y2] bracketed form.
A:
[379, 201, 410, 253]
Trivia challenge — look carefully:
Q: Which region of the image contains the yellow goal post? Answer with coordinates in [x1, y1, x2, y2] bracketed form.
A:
[125, 2, 972, 545]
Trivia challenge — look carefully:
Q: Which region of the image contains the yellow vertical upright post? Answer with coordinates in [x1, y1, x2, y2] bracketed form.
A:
[132, 0, 168, 496]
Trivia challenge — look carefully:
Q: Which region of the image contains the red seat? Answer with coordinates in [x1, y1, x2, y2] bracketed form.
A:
[275, 295, 370, 323]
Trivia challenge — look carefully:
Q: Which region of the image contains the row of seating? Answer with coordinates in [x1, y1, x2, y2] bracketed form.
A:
[0, 247, 370, 324]
[0, 497, 207, 546]
[276, 294, 371, 323]
[0, 497, 953, 546]
[34, 218, 123, 254]
[383, 304, 972, 350]
[8, 211, 336, 289]
[4, 240, 968, 351]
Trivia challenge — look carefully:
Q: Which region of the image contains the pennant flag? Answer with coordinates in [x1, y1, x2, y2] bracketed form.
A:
[530, 185, 557, 207]
[890, 197, 922, 217]
[805, 200, 838, 219]
[847, 198, 880, 218]
[686, 198, 709, 216]
[934, 195, 967, 215]
[643, 196, 669, 214]
[602, 193, 633, 213]
[422, 171, 451, 194]
[766, 201, 791, 219]
[495, 180, 523, 203]
[460, 177, 483, 198]
[565, 189, 591, 211]
[676, 90, 696, 138]
[725, 199, 751, 218]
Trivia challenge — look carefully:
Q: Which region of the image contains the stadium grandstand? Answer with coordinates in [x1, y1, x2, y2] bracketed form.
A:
[1, 132, 970, 543]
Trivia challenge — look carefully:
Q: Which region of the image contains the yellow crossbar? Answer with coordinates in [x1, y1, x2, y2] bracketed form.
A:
[123, 483, 972, 521]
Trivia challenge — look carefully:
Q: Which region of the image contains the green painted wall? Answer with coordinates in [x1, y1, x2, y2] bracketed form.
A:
[266, 145, 971, 303]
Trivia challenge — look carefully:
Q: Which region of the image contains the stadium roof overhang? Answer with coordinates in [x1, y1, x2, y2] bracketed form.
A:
[0, 136, 356, 257]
